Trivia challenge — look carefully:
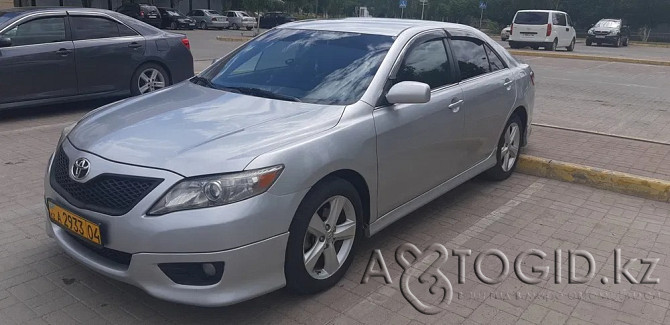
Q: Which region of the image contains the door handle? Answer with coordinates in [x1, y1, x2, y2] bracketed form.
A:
[55, 48, 71, 56]
[128, 42, 143, 49]
[503, 78, 514, 87]
[448, 99, 463, 112]
[565, 27, 569, 31]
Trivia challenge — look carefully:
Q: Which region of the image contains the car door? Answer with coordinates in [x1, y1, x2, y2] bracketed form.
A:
[0, 14, 77, 105]
[69, 14, 145, 95]
[373, 31, 465, 216]
[566, 14, 577, 41]
[449, 36, 517, 167]
[554, 12, 570, 46]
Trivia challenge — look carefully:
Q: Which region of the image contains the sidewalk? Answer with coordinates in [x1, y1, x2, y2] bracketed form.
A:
[525, 125, 670, 181]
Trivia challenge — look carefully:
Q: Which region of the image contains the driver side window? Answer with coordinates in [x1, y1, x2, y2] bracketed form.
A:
[2, 17, 66, 47]
[395, 38, 450, 89]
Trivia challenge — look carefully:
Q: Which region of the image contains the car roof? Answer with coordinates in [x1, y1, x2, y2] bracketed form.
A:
[516, 9, 566, 14]
[279, 18, 479, 37]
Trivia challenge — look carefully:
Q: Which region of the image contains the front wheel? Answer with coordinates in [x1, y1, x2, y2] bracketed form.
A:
[131, 63, 169, 96]
[246, 26, 253, 31]
[170, 21, 177, 30]
[483, 115, 523, 181]
[586, 39, 592, 46]
[200, 21, 207, 30]
[285, 178, 362, 294]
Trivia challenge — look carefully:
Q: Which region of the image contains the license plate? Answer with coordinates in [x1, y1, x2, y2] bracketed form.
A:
[521, 33, 535, 38]
[596, 35, 605, 39]
[149, 15, 157, 18]
[48, 201, 102, 245]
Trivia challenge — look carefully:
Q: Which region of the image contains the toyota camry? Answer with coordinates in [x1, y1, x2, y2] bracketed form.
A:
[44, 18, 535, 307]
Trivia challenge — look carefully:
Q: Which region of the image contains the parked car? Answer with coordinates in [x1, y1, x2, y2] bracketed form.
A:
[44, 18, 534, 307]
[0, 7, 194, 111]
[187, 9, 228, 30]
[586, 18, 630, 47]
[116, 3, 162, 28]
[225, 10, 256, 30]
[259, 11, 296, 28]
[508, 10, 576, 51]
[157, 7, 196, 30]
[501, 24, 511, 41]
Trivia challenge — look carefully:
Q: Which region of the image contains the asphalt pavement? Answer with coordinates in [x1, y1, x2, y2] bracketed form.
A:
[494, 38, 670, 61]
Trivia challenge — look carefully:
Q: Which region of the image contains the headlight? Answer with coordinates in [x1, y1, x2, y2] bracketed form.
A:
[588, 29, 594, 35]
[610, 29, 619, 35]
[148, 165, 284, 215]
[58, 122, 77, 145]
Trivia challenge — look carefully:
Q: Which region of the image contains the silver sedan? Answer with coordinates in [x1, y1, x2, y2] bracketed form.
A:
[44, 18, 534, 307]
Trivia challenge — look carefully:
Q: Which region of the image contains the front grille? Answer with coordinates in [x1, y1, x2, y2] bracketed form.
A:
[67, 233, 132, 267]
[50, 147, 163, 216]
[594, 31, 609, 35]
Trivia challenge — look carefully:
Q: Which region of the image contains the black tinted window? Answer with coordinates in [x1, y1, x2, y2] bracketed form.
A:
[396, 39, 450, 89]
[451, 38, 489, 80]
[2, 17, 66, 46]
[202, 29, 393, 105]
[485, 45, 505, 72]
[118, 23, 138, 36]
[514, 12, 549, 25]
[71, 17, 120, 40]
[555, 13, 566, 26]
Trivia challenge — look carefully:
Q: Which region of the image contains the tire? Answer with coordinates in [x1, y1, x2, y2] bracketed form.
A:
[483, 115, 523, 181]
[170, 21, 177, 30]
[285, 177, 362, 294]
[623, 37, 629, 47]
[567, 38, 575, 52]
[246, 26, 253, 31]
[200, 21, 207, 30]
[130, 63, 170, 96]
[586, 39, 592, 46]
[231, 23, 239, 30]
[615, 37, 622, 48]
[546, 39, 557, 51]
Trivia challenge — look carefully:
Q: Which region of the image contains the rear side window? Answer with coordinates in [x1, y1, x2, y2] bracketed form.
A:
[227, 12, 236, 17]
[484, 45, 505, 72]
[396, 38, 450, 89]
[555, 13, 566, 26]
[451, 38, 489, 80]
[514, 12, 549, 25]
[2, 17, 66, 46]
[71, 16, 135, 40]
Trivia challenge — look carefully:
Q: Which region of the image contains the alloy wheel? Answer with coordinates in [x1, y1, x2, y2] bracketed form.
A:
[500, 122, 520, 172]
[302, 195, 356, 280]
[137, 68, 166, 94]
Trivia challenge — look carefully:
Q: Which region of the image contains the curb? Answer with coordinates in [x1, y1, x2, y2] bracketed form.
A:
[517, 155, 670, 202]
[508, 50, 670, 67]
[215, 36, 252, 42]
[630, 41, 670, 48]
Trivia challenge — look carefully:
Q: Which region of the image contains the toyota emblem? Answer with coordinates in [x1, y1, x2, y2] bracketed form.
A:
[71, 158, 91, 180]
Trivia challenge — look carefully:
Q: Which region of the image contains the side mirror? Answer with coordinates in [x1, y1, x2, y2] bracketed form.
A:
[386, 81, 431, 104]
[589, 24, 594, 28]
[0, 36, 11, 48]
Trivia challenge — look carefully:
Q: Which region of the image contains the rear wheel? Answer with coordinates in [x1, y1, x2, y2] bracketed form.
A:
[170, 21, 177, 29]
[285, 178, 362, 294]
[483, 115, 523, 181]
[546, 39, 557, 51]
[131, 63, 169, 96]
[567, 38, 575, 51]
[586, 39, 592, 46]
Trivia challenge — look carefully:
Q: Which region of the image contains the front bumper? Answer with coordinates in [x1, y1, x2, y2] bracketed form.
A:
[44, 140, 308, 306]
[587, 35, 619, 43]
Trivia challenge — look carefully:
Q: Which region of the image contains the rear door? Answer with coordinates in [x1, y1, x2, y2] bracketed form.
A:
[0, 14, 77, 104]
[512, 11, 549, 42]
[69, 14, 145, 95]
[449, 36, 517, 167]
[554, 12, 570, 46]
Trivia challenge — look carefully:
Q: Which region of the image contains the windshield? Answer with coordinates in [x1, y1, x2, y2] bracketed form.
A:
[0, 11, 21, 26]
[207, 10, 221, 15]
[514, 12, 549, 25]
[167, 10, 182, 17]
[595, 20, 621, 28]
[198, 29, 394, 105]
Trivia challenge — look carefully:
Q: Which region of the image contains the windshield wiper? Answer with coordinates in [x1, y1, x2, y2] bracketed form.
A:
[220, 86, 301, 102]
[190, 76, 218, 89]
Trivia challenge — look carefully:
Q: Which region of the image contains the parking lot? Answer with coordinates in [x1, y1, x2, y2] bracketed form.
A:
[1, 29, 670, 324]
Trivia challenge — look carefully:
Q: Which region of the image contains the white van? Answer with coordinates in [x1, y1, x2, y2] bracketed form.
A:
[508, 10, 576, 51]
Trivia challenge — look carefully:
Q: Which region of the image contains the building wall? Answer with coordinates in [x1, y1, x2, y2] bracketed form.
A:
[0, 0, 13, 9]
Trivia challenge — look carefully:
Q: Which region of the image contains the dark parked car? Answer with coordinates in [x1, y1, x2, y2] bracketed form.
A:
[157, 7, 195, 29]
[116, 3, 162, 28]
[259, 11, 295, 28]
[0, 7, 194, 111]
[586, 18, 630, 47]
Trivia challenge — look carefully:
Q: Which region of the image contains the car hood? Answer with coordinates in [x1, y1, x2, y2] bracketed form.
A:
[68, 82, 345, 177]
